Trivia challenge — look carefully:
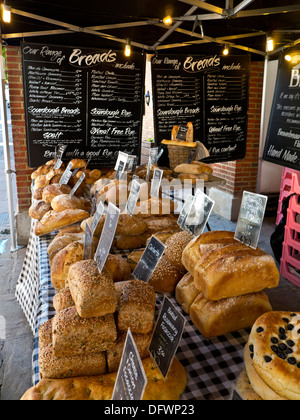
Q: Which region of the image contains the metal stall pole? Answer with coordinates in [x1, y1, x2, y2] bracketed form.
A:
[0, 29, 17, 252]
[256, 52, 269, 194]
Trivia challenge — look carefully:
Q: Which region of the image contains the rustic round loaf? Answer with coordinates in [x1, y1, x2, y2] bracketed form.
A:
[51, 194, 91, 213]
[115, 214, 148, 237]
[29, 200, 52, 220]
[248, 311, 300, 400]
[42, 184, 72, 204]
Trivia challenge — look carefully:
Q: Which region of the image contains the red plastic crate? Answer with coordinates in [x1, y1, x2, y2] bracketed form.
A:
[280, 260, 300, 288]
[284, 226, 300, 252]
[281, 243, 300, 271]
[287, 208, 300, 234]
[292, 172, 300, 195]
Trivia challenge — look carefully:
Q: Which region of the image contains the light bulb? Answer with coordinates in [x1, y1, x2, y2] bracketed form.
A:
[2, 4, 11, 23]
[163, 16, 173, 26]
[285, 54, 292, 62]
[223, 46, 229, 56]
[125, 39, 131, 57]
[267, 36, 274, 52]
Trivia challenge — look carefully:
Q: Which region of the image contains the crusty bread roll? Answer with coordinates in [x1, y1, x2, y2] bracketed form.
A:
[53, 288, 74, 313]
[42, 184, 72, 204]
[190, 292, 272, 339]
[178, 173, 209, 183]
[174, 163, 205, 175]
[29, 200, 52, 220]
[52, 307, 117, 358]
[135, 198, 177, 218]
[68, 260, 118, 318]
[35, 209, 90, 236]
[143, 215, 179, 232]
[117, 280, 155, 334]
[47, 233, 84, 256]
[31, 164, 54, 180]
[39, 345, 107, 380]
[175, 273, 199, 314]
[186, 122, 194, 142]
[115, 234, 148, 250]
[194, 244, 280, 301]
[191, 161, 213, 175]
[80, 215, 105, 237]
[70, 159, 87, 169]
[148, 255, 185, 293]
[164, 231, 193, 271]
[106, 184, 129, 206]
[106, 330, 152, 373]
[115, 214, 147, 237]
[182, 231, 237, 275]
[51, 241, 84, 290]
[51, 194, 91, 213]
[171, 125, 180, 141]
[34, 175, 50, 190]
[247, 311, 300, 400]
[104, 254, 132, 283]
[21, 357, 187, 401]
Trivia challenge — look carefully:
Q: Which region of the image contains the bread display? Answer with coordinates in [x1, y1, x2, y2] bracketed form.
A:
[189, 292, 272, 339]
[52, 307, 117, 357]
[117, 280, 156, 334]
[21, 357, 187, 400]
[68, 260, 118, 318]
[244, 311, 300, 400]
[194, 244, 280, 301]
[35, 209, 90, 236]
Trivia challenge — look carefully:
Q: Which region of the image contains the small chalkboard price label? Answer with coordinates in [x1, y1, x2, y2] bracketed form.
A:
[59, 162, 73, 186]
[83, 223, 93, 260]
[235, 191, 268, 249]
[115, 152, 129, 180]
[183, 189, 215, 237]
[126, 179, 141, 216]
[111, 329, 147, 401]
[69, 173, 86, 197]
[176, 125, 189, 141]
[150, 168, 163, 198]
[54, 145, 67, 169]
[149, 296, 186, 378]
[94, 202, 120, 272]
[133, 236, 166, 282]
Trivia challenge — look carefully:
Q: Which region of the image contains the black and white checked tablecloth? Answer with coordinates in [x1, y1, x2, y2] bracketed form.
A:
[16, 227, 249, 400]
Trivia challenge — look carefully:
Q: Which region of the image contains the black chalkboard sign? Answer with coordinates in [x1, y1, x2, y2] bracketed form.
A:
[21, 43, 145, 168]
[152, 54, 250, 165]
[263, 52, 300, 170]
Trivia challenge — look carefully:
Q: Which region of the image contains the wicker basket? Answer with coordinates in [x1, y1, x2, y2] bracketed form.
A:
[167, 144, 193, 170]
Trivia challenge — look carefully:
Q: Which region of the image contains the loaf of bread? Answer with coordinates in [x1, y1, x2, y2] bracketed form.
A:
[51, 194, 91, 213]
[39, 345, 107, 379]
[148, 255, 185, 293]
[190, 292, 272, 338]
[164, 231, 193, 271]
[174, 163, 207, 175]
[38, 319, 53, 351]
[21, 357, 187, 400]
[35, 209, 90, 236]
[106, 330, 152, 373]
[31, 164, 54, 180]
[115, 214, 148, 236]
[191, 161, 214, 175]
[247, 311, 300, 400]
[47, 233, 84, 257]
[68, 260, 118, 318]
[52, 306, 117, 357]
[136, 198, 176, 218]
[106, 184, 129, 206]
[29, 200, 52, 220]
[81, 215, 105, 237]
[178, 173, 209, 182]
[143, 215, 179, 232]
[70, 159, 87, 169]
[51, 241, 84, 290]
[104, 255, 132, 283]
[182, 230, 237, 275]
[42, 184, 72, 204]
[117, 280, 155, 334]
[194, 244, 280, 300]
[175, 273, 199, 314]
[115, 234, 148, 250]
[53, 288, 74, 313]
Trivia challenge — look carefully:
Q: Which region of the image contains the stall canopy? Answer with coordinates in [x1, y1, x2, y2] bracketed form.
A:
[1, 0, 300, 60]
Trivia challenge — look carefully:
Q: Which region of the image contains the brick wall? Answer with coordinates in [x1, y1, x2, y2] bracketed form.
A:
[212, 61, 264, 197]
[6, 46, 32, 212]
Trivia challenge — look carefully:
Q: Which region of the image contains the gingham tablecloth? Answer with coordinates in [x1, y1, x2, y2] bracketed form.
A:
[15, 227, 249, 400]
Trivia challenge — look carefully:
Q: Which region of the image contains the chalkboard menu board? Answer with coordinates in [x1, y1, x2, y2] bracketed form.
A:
[21, 43, 145, 168]
[263, 52, 300, 170]
[152, 54, 250, 164]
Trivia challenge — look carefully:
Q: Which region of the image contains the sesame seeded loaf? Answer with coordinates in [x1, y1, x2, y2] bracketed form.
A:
[68, 260, 118, 318]
[117, 280, 156, 334]
[52, 307, 117, 357]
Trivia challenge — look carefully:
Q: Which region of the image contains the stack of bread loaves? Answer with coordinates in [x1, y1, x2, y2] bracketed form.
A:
[236, 311, 300, 400]
[176, 231, 280, 338]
